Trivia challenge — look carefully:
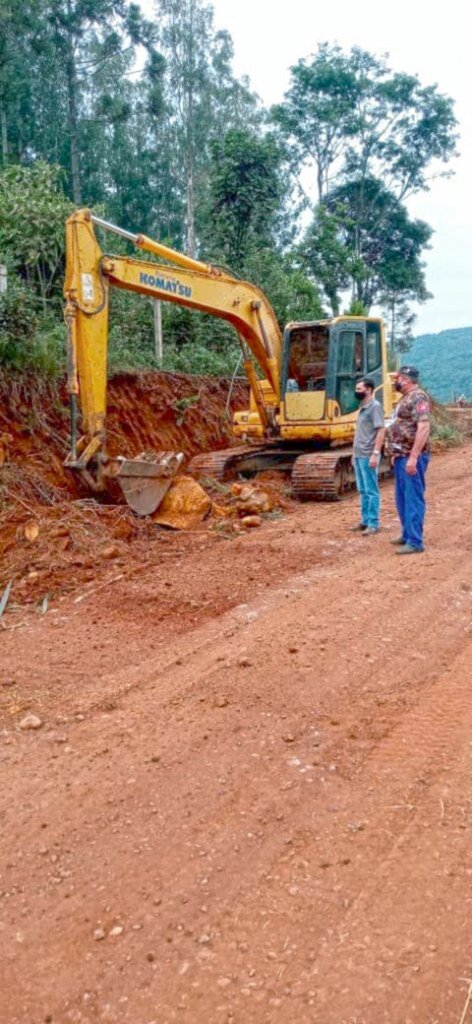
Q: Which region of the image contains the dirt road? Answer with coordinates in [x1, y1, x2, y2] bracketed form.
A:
[1, 445, 472, 1024]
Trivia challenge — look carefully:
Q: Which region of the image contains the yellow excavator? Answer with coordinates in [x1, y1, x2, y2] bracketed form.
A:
[63, 208, 394, 514]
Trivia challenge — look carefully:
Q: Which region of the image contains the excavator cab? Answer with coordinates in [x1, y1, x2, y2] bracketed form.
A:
[280, 316, 385, 427]
[327, 318, 384, 416]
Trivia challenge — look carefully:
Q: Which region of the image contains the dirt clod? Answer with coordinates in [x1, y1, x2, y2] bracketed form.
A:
[18, 714, 42, 731]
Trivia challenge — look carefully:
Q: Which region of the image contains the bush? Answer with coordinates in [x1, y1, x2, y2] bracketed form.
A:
[0, 279, 38, 345]
[0, 315, 66, 376]
[0, 279, 65, 376]
[160, 342, 240, 377]
[430, 422, 464, 448]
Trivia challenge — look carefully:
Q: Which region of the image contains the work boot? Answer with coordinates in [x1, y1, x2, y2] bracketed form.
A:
[351, 523, 368, 532]
[390, 536, 405, 545]
[395, 544, 423, 555]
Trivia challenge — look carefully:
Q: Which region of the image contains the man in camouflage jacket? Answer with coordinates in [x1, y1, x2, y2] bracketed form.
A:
[385, 366, 431, 554]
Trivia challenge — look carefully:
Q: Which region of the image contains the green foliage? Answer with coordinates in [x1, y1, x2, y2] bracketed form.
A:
[0, 163, 72, 306]
[243, 249, 323, 326]
[160, 343, 240, 377]
[106, 285, 241, 375]
[0, 314, 65, 376]
[273, 43, 458, 204]
[0, 12, 461, 381]
[382, 297, 417, 357]
[203, 129, 287, 266]
[0, 278, 38, 343]
[172, 393, 201, 425]
[301, 177, 432, 313]
[431, 422, 464, 447]
[345, 300, 368, 316]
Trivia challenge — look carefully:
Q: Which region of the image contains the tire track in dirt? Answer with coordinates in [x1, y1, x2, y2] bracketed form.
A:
[1, 445, 472, 1024]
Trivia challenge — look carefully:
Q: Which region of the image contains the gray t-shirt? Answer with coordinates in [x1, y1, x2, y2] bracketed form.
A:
[353, 398, 384, 457]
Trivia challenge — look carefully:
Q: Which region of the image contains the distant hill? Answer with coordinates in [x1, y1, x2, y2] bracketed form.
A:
[406, 327, 472, 403]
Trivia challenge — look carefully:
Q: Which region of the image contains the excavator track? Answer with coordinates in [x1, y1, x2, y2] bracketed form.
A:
[190, 445, 392, 502]
[291, 452, 354, 501]
[189, 445, 305, 482]
[291, 451, 392, 501]
[188, 446, 260, 482]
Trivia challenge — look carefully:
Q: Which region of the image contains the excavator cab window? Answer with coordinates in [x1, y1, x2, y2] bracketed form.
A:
[335, 329, 365, 414]
[366, 324, 382, 372]
[286, 326, 329, 392]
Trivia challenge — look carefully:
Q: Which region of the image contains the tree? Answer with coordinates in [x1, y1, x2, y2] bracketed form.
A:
[0, 162, 73, 309]
[0, 0, 39, 165]
[156, 0, 260, 255]
[300, 177, 432, 314]
[381, 296, 417, 362]
[17, 0, 157, 204]
[272, 43, 458, 206]
[297, 203, 353, 315]
[203, 128, 286, 268]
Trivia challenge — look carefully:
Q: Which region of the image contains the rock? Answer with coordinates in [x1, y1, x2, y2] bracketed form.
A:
[198, 933, 212, 945]
[93, 927, 106, 941]
[23, 521, 40, 543]
[109, 925, 123, 937]
[100, 544, 120, 560]
[46, 732, 68, 744]
[19, 714, 42, 731]
[237, 656, 252, 667]
[213, 696, 229, 708]
[240, 514, 262, 529]
[282, 733, 295, 743]
[153, 476, 211, 531]
[235, 484, 272, 514]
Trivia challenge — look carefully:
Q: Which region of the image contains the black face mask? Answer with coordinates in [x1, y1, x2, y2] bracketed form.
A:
[355, 392, 366, 402]
[394, 380, 405, 393]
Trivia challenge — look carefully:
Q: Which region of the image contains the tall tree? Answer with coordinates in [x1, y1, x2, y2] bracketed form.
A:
[300, 177, 432, 313]
[273, 43, 458, 206]
[20, 0, 156, 204]
[203, 128, 286, 268]
[156, 0, 260, 255]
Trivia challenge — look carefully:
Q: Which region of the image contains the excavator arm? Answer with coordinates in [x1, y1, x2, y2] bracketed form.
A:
[63, 208, 280, 512]
[63, 209, 283, 511]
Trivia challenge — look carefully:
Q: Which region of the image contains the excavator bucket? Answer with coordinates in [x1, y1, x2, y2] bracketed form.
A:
[107, 450, 185, 516]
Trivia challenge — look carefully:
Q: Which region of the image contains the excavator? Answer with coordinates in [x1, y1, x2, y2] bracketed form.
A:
[63, 208, 394, 514]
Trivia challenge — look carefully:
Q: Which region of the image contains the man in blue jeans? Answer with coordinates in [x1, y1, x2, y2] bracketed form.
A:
[351, 378, 385, 535]
[386, 366, 431, 554]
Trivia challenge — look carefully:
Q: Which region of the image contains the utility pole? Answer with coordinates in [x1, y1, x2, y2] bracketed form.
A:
[153, 300, 163, 363]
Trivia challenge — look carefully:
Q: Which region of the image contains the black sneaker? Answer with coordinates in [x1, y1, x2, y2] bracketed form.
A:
[351, 524, 368, 533]
[390, 536, 405, 545]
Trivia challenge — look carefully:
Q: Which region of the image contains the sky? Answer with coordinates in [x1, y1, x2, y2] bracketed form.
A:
[202, 0, 471, 335]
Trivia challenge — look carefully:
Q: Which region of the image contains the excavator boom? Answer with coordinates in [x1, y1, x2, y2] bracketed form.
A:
[64, 208, 282, 513]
